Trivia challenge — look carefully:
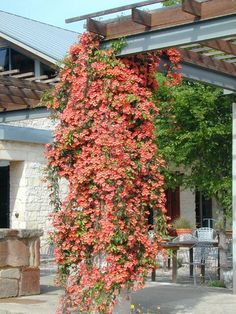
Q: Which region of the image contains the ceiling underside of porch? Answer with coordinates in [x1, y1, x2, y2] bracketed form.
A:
[0, 68, 54, 113]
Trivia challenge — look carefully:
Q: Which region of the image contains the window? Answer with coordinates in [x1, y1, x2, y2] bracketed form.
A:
[165, 187, 180, 222]
[0, 48, 9, 71]
[40, 63, 56, 78]
[11, 49, 34, 73]
[195, 191, 212, 228]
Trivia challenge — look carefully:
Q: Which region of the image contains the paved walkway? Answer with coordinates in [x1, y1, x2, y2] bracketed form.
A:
[0, 271, 235, 314]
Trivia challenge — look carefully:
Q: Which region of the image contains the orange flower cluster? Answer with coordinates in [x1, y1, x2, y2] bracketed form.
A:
[46, 33, 181, 313]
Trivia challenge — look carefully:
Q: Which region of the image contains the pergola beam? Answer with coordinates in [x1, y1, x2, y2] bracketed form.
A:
[180, 62, 236, 91]
[101, 14, 236, 56]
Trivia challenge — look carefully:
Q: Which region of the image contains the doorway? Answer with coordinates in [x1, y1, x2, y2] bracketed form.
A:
[0, 165, 10, 228]
[195, 191, 212, 228]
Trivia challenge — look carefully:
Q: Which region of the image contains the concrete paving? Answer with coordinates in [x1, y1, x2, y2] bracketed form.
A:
[0, 272, 235, 314]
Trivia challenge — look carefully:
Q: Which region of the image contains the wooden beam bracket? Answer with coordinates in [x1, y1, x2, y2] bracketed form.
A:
[182, 0, 203, 17]
[132, 8, 152, 27]
[87, 18, 107, 37]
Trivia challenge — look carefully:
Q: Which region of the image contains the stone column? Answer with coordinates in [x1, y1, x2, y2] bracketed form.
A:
[0, 229, 43, 298]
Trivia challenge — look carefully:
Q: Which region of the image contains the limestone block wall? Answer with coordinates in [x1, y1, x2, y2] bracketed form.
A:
[0, 139, 69, 247]
[0, 229, 43, 298]
[0, 141, 52, 245]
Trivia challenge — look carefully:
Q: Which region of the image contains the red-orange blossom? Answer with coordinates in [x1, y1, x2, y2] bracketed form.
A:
[45, 33, 181, 313]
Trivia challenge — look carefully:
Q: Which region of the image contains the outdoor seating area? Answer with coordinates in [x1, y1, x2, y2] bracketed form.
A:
[152, 226, 233, 288]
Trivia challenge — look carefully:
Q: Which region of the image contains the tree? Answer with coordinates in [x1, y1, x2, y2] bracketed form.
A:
[154, 74, 234, 221]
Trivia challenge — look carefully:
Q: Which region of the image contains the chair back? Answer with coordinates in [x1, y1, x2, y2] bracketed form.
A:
[194, 227, 216, 242]
[193, 242, 215, 263]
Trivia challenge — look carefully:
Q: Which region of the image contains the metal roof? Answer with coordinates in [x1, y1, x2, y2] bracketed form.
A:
[0, 10, 80, 64]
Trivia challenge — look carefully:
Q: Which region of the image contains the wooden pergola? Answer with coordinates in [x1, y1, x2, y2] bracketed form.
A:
[65, 0, 236, 292]
[66, 0, 236, 91]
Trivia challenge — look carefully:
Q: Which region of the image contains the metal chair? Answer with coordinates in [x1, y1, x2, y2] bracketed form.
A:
[194, 227, 217, 242]
[40, 243, 56, 275]
[191, 241, 218, 285]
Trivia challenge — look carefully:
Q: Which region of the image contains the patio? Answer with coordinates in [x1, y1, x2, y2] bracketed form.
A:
[0, 267, 235, 314]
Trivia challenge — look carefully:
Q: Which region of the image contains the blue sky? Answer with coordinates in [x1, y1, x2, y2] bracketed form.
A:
[0, 0, 152, 33]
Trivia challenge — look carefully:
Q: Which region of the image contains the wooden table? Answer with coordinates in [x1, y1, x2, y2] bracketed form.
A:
[152, 240, 219, 283]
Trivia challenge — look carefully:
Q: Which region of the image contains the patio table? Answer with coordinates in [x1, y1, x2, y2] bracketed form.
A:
[154, 240, 219, 283]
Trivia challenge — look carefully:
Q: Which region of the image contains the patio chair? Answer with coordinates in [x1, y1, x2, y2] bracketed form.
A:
[194, 227, 217, 242]
[191, 241, 218, 286]
[40, 243, 57, 275]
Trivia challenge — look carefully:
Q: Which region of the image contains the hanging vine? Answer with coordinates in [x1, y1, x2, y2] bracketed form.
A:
[45, 32, 181, 313]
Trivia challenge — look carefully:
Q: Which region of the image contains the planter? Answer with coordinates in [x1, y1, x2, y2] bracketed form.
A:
[176, 228, 192, 236]
[224, 230, 232, 237]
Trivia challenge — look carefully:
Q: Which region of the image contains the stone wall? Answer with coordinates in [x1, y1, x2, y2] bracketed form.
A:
[0, 141, 52, 246]
[0, 229, 43, 298]
[0, 139, 69, 247]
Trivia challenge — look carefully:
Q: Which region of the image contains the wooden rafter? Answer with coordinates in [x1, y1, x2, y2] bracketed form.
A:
[182, 0, 236, 18]
[25, 75, 48, 82]
[0, 76, 49, 92]
[203, 39, 236, 56]
[0, 69, 20, 76]
[11, 72, 34, 79]
[132, 6, 198, 28]
[66, 0, 162, 23]
[0, 74, 49, 112]
[0, 93, 40, 107]
[0, 84, 43, 100]
[179, 48, 236, 76]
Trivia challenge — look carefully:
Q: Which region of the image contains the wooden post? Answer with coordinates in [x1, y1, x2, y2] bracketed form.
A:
[172, 249, 178, 283]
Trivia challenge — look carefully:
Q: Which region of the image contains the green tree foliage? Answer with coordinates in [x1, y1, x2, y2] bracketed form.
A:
[154, 73, 235, 217]
[163, 0, 180, 6]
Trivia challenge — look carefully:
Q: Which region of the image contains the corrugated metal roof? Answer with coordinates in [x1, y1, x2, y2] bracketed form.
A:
[0, 10, 80, 64]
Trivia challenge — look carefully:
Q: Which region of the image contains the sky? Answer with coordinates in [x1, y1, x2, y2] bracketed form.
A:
[0, 0, 155, 33]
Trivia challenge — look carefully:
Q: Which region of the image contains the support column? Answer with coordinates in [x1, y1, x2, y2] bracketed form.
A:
[232, 103, 236, 294]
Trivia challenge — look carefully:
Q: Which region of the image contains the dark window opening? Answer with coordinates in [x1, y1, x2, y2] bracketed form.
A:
[195, 191, 212, 228]
[0, 166, 10, 228]
[165, 187, 180, 222]
[11, 49, 34, 73]
[40, 63, 57, 78]
[0, 48, 9, 71]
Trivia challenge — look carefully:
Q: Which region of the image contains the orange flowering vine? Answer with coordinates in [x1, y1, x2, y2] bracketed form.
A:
[45, 33, 181, 313]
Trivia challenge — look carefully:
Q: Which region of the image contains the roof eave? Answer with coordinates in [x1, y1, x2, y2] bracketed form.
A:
[0, 31, 58, 66]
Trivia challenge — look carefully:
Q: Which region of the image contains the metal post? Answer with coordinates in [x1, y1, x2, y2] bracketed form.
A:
[232, 103, 236, 294]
